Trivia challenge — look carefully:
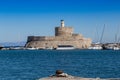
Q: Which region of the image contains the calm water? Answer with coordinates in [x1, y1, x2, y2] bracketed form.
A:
[0, 50, 120, 80]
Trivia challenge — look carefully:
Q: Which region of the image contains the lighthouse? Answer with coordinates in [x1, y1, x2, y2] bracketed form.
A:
[61, 20, 65, 27]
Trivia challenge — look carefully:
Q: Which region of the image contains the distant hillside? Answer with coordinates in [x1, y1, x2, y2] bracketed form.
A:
[0, 42, 26, 47]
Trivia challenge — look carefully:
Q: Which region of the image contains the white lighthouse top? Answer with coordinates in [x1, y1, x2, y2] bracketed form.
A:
[61, 20, 65, 27]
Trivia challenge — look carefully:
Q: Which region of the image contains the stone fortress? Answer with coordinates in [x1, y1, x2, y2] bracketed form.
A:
[25, 20, 92, 49]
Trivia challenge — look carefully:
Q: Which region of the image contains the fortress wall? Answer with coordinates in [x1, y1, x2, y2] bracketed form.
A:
[44, 36, 55, 41]
[72, 34, 83, 39]
[26, 33, 92, 49]
[26, 38, 91, 49]
[27, 36, 46, 42]
[55, 27, 73, 36]
[27, 35, 84, 43]
[26, 35, 91, 48]
[54, 36, 74, 41]
[54, 35, 84, 41]
[27, 36, 55, 42]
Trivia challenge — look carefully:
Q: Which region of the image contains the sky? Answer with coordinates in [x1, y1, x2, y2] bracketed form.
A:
[0, 0, 120, 43]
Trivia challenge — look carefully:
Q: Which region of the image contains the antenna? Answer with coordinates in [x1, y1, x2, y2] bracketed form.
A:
[100, 24, 105, 43]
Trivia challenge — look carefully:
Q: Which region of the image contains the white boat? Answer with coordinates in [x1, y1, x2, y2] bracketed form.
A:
[26, 47, 39, 50]
[88, 43, 103, 50]
[113, 47, 120, 50]
[88, 46, 103, 50]
[55, 45, 75, 50]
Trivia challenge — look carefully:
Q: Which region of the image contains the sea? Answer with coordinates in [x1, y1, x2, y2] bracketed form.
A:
[0, 50, 120, 80]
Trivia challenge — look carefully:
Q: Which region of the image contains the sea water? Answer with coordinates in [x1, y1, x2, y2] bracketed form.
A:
[0, 50, 120, 80]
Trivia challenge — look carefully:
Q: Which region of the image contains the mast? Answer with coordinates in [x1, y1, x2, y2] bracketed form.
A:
[94, 27, 99, 43]
[96, 27, 99, 43]
[116, 27, 119, 43]
[116, 27, 120, 43]
[118, 37, 120, 43]
[100, 24, 105, 43]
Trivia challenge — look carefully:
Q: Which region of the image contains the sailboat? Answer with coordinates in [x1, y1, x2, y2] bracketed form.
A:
[103, 26, 120, 50]
[113, 27, 120, 50]
[89, 25, 105, 50]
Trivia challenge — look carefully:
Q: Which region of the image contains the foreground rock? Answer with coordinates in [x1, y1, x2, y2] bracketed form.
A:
[39, 76, 120, 80]
[39, 76, 101, 80]
[38, 70, 120, 80]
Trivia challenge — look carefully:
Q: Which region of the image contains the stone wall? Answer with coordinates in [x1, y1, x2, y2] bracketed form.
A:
[26, 35, 92, 49]
[27, 36, 55, 42]
[27, 34, 84, 42]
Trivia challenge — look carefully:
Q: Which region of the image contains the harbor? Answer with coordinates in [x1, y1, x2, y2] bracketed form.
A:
[1, 0, 120, 80]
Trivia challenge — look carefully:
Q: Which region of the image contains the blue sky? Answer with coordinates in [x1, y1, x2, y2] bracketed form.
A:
[0, 0, 120, 43]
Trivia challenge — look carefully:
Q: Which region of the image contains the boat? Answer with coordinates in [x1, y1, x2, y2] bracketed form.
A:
[113, 46, 120, 50]
[88, 46, 103, 50]
[89, 25, 105, 50]
[55, 45, 75, 50]
[88, 43, 103, 50]
[113, 44, 120, 50]
[26, 47, 39, 50]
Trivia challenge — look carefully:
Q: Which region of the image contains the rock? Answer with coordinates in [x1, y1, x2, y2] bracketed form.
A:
[51, 70, 68, 77]
[38, 70, 120, 80]
[56, 70, 63, 74]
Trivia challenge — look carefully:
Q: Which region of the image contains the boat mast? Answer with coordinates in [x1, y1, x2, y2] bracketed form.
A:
[116, 27, 119, 43]
[117, 27, 120, 44]
[100, 24, 105, 43]
[118, 37, 120, 43]
[114, 26, 119, 44]
[95, 27, 99, 43]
